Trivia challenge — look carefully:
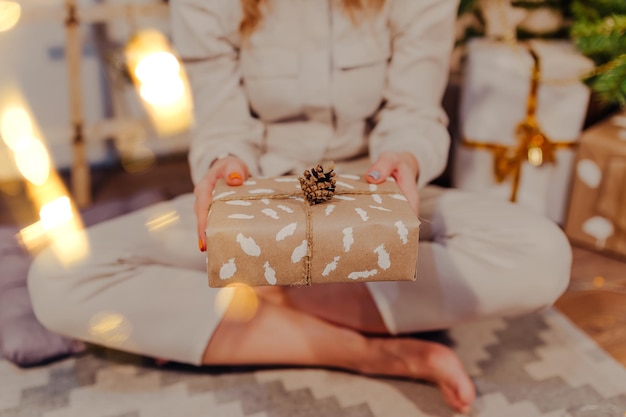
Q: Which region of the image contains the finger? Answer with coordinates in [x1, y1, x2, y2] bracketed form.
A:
[194, 162, 220, 252]
[195, 176, 216, 252]
[196, 158, 249, 251]
[393, 164, 420, 217]
[366, 152, 397, 184]
[223, 159, 248, 186]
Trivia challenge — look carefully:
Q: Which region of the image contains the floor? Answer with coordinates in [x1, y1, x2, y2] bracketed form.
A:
[2, 154, 625, 367]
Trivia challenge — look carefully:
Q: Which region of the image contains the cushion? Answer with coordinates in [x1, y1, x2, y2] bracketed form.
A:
[0, 189, 168, 367]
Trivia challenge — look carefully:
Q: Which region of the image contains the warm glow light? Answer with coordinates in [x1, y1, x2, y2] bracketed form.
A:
[0, 1, 21, 32]
[39, 196, 73, 230]
[1, 106, 34, 151]
[49, 228, 89, 266]
[146, 210, 180, 232]
[20, 196, 88, 266]
[139, 77, 185, 106]
[124, 30, 193, 136]
[215, 283, 259, 323]
[0, 146, 20, 186]
[17, 221, 47, 252]
[527, 146, 543, 166]
[89, 312, 132, 344]
[14, 138, 50, 185]
[134, 52, 184, 106]
[0, 97, 89, 266]
[134, 51, 180, 83]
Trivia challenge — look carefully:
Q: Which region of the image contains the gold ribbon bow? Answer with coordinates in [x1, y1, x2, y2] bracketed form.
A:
[462, 46, 578, 202]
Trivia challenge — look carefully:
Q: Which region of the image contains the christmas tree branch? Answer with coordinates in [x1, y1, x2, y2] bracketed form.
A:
[572, 15, 626, 61]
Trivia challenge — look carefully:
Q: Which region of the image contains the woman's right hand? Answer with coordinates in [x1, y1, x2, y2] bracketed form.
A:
[195, 155, 249, 252]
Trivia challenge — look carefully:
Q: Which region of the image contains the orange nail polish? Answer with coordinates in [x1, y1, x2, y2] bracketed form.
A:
[198, 238, 206, 252]
[228, 172, 242, 181]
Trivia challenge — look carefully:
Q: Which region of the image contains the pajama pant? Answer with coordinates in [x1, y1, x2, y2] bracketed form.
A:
[28, 163, 572, 365]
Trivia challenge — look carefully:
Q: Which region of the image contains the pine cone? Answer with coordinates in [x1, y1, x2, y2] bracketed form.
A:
[298, 164, 336, 205]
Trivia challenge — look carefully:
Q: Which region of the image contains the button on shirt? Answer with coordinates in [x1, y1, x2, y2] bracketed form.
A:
[170, 0, 457, 187]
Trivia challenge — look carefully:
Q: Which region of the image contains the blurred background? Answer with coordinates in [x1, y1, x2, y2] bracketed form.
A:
[0, 0, 188, 177]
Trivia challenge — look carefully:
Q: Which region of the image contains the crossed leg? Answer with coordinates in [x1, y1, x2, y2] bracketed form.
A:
[205, 288, 475, 413]
[199, 161, 571, 413]
[29, 187, 571, 415]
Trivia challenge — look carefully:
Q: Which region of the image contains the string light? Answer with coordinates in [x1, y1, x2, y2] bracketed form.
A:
[1, 105, 51, 185]
[0, 106, 33, 150]
[527, 145, 543, 166]
[39, 196, 74, 231]
[0, 0, 20, 32]
[124, 29, 193, 137]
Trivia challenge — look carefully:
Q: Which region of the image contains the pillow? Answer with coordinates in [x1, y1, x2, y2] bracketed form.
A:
[0, 189, 168, 367]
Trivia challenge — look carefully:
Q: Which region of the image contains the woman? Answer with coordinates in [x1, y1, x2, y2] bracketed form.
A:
[28, 0, 573, 413]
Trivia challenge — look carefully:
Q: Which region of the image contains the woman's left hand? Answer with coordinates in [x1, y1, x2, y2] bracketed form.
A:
[366, 151, 420, 217]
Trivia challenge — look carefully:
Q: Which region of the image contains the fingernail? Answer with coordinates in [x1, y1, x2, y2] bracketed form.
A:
[198, 238, 206, 252]
[367, 170, 381, 181]
[228, 172, 242, 182]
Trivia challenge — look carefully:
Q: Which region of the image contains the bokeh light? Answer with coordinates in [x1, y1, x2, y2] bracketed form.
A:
[0, 1, 21, 32]
[134, 51, 180, 83]
[14, 137, 51, 185]
[527, 146, 543, 166]
[49, 226, 89, 266]
[1, 96, 88, 266]
[1, 106, 33, 150]
[139, 76, 185, 107]
[215, 283, 259, 323]
[17, 189, 89, 265]
[135, 52, 185, 106]
[0, 147, 21, 193]
[124, 29, 193, 136]
[1, 104, 51, 185]
[39, 196, 73, 231]
[89, 312, 132, 344]
[18, 221, 46, 252]
[145, 210, 179, 232]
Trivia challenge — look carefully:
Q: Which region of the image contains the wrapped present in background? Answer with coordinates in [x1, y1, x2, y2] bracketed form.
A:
[564, 112, 626, 259]
[452, 38, 595, 224]
[206, 172, 420, 287]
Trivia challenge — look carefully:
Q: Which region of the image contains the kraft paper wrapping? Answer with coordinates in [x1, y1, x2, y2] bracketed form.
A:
[206, 175, 420, 287]
[565, 112, 626, 259]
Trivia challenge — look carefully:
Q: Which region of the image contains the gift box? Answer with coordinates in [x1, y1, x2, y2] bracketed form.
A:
[564, 112, 626, 259]
[206, 174, 420, 287]
[452, 38, 594, 224]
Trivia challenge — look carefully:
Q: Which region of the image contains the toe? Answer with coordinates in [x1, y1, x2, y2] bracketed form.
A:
[421, 344, 475, 412]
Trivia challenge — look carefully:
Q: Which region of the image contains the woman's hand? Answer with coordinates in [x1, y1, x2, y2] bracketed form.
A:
[366, 151, 420, 217]
[195, 156, 249, 252]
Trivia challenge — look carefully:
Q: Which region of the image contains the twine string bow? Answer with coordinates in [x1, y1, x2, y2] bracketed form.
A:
[462, 46, 578, 202]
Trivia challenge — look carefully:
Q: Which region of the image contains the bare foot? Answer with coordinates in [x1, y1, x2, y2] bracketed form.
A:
[360, 338, 475, 414]
[204, 293, 473, 413]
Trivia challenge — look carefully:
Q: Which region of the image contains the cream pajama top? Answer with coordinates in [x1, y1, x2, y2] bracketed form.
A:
[171, 0, 456, 185]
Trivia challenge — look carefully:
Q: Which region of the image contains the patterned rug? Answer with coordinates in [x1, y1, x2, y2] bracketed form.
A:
[2, 308, 626, 417]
